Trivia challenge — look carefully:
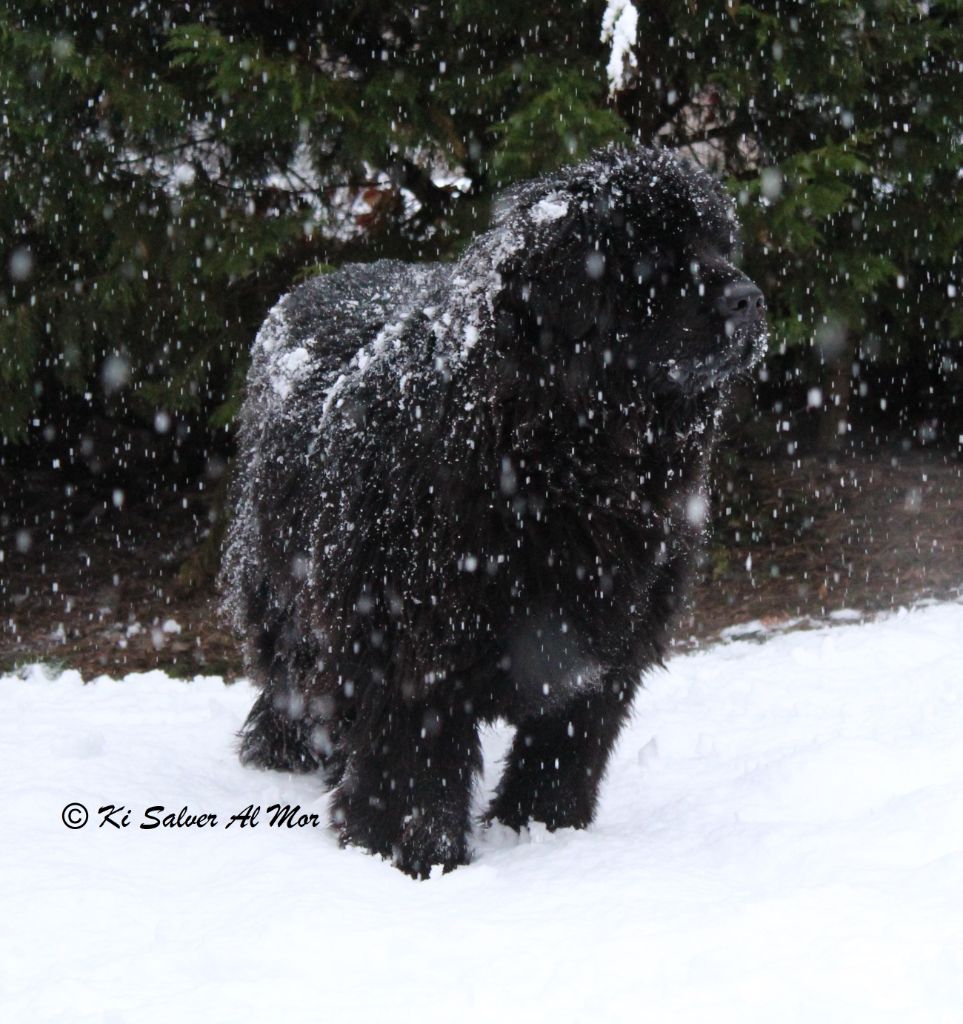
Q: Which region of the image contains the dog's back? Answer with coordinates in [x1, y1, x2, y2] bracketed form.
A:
[246, 260, 441, 410]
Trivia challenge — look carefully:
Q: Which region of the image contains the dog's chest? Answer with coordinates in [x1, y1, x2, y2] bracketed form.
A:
[506, 612, 606, 713]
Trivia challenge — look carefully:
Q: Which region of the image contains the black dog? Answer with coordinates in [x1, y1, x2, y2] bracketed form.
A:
[221, 145, 767, 878]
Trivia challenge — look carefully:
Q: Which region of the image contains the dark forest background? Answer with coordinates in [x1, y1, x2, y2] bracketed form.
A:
[1, 1, 961, 675]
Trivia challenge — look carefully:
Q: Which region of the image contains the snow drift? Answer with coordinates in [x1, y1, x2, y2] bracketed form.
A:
[3, 601, 963, 1022]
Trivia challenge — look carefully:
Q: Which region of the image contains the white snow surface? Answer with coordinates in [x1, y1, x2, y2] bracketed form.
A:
[5, 601, 963, 1022]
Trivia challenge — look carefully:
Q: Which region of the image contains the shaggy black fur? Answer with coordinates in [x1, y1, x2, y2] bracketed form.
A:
[221, 146, 767, 878]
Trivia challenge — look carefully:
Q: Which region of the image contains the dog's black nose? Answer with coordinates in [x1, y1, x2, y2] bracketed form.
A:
[716, 281, 765, 323]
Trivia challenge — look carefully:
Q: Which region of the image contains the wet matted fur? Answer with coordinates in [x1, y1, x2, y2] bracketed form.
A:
[221, 145, 768, 878]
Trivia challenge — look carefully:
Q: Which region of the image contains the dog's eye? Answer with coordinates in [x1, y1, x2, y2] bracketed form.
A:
[649, 249, 677, 275]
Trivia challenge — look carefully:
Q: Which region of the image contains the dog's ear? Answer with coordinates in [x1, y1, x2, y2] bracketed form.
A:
[497, 192, 619, 348]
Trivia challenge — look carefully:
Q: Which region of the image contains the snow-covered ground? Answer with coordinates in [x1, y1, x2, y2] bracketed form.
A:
[4, 601, 963, 1023]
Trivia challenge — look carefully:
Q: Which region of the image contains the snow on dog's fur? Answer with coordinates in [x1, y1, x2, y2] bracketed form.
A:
[221, 145, 768, 878]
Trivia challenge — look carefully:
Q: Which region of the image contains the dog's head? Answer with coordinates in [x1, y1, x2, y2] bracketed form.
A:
[486, 146, 768, 398]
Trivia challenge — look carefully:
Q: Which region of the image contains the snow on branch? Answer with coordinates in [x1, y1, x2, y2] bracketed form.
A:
[601, 0, 639, 95]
